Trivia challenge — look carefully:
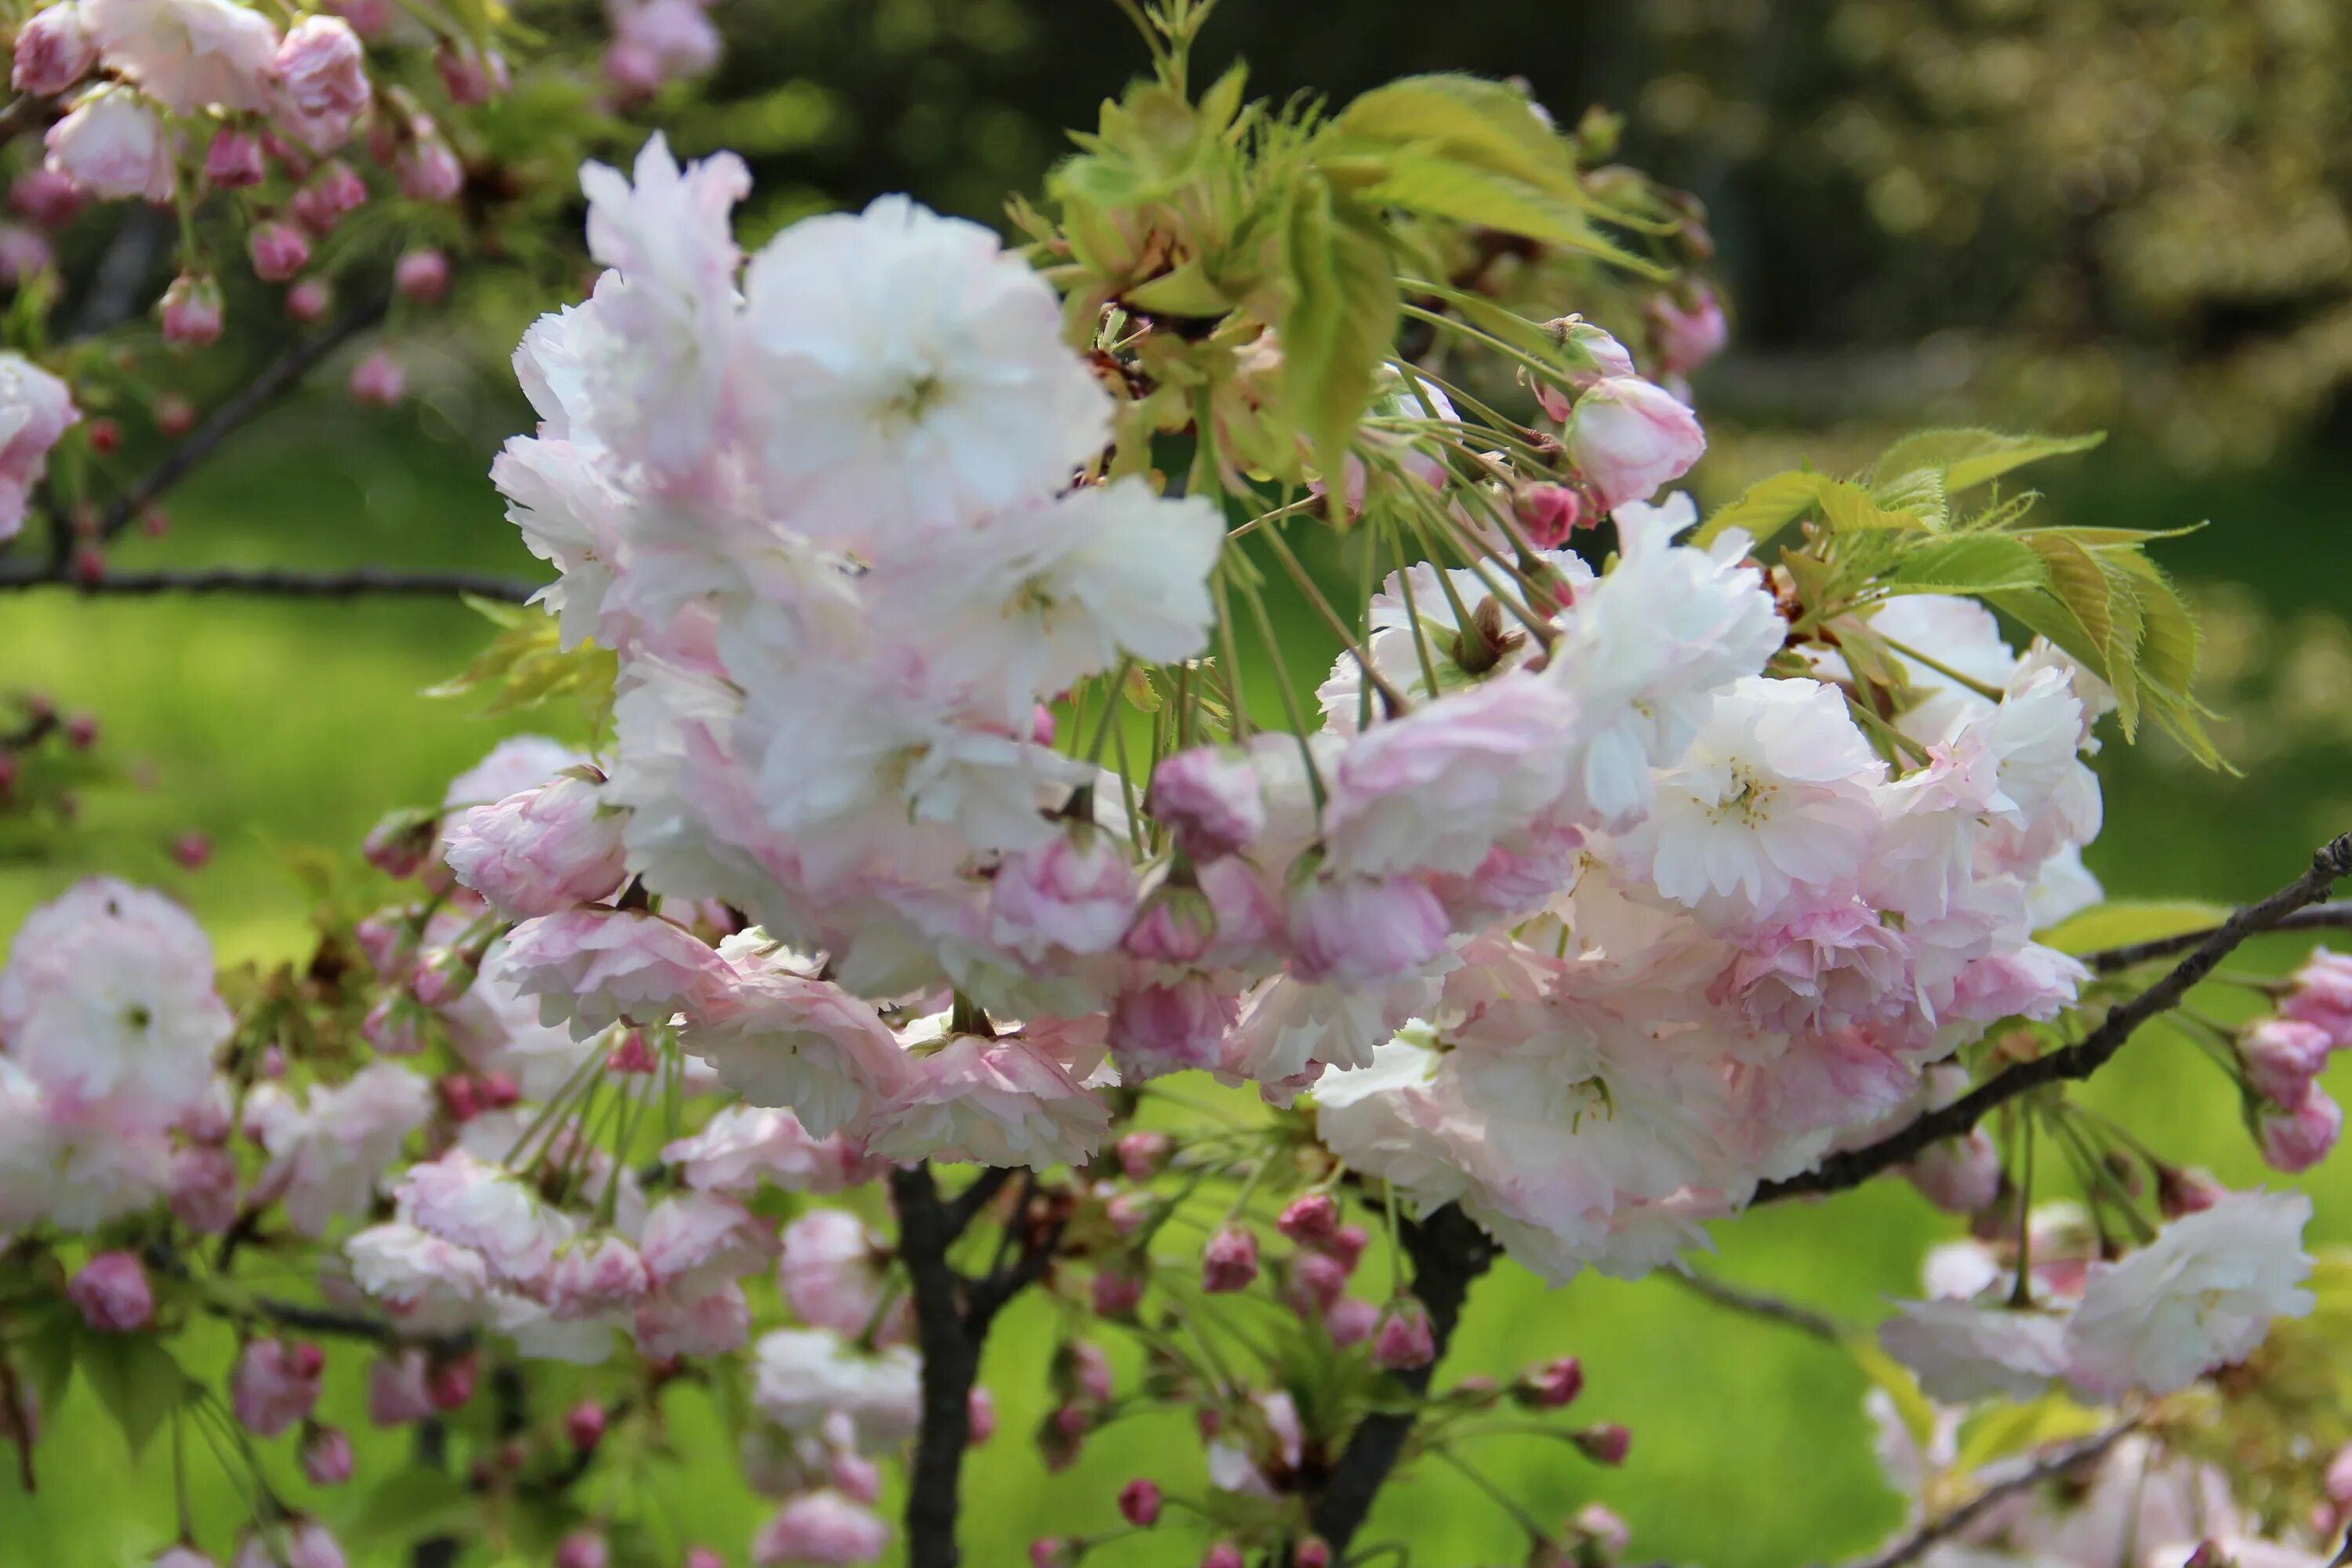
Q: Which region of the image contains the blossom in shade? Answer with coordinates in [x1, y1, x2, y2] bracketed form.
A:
[67, 1250, 154, 1332]
[1201, 1225, 1259, 1293]
[300, 1425, 354, 1486]
[1145, 745, 1266, 861]
[778, 1209, 890, 1338]
[862, 1029, 1109, 1169]
[244, 1063, 432, 1234]
[989, 826, 1138, 961]
[2063, 1191, 2315, 1398]
[12, 5, 96, 95]
[1880, 1300, 2070, 1403]
[230, 1338, 325, 1436]
[81, 0, 280, 114]
[2256, 1088, 2341, 1174]
[349, 350, 405, 407]
[249, 220, 312, 282]
[394, 1149, 573, 1286]
[45, 88, 173, 201]
[639, 1190, 781, 1298]
[203, 126, 264, 187]
[1285, 873, 1450, 987]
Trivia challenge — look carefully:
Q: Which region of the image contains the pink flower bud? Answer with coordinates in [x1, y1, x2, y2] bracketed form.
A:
[1147, 746, 1265, 860]
[0, 221, 53, 283]
[1287, 1250, 1347, 1316]
[1070, 1341, 1114, 1405]
[2283, 948, 2352, 1047]
[272, 16, 372, 154]
[1277, 1192, 1339, 1245]
[434, 40, 506, 103]
[1327, 1296, 1379, 1348]
[1201, 1225, 1259, 1293]
[1573, 1423, 1631, 1466]
[1513, 481, 1584, 548]
[68, 1251, 154, 1333]
[1108, 978, 1236, 1080]
[1118, 1476, 1162, 1526]
[169, 1145, 240, 1232]
[2156, 1164, 2225, 1219]
[2241, 1017, 2332, 1108]
[160, 274, 225, 348]
[1320, 1224, 1369, 1272]
[300, 1424, 354, 1485]
[1646, 285, 1728, 378]
[605, 1030, 656, 1073]
[394, 248, 450, 301]
[367, 1352, 433, 1426]
[171, 832, 212, 869]
[426, 1352, 477, 1410]
[13, 5, 96, 96]
[290, 161, 367, 234]
[349, 349, 404, 407]
[564, 1400, 605, 1452]
[554, 1532, 608, 1568]
[1523, 1356, 1584, 1409]
[991, 826, 1137, 959]
[1105, 1190, 1152, 1236]
[967, 1385, 996, 1445]
[1565, 376, 1705, 512]
[1572, 1503, 1631, 1553]
[2259, 1085, 2342, 1174]
[204, 128, 266, 190]
[682, 1550, 724, 1568]
[397, 137, 463, 202]
[11, 167, 82, 227]
[230, 1339, 324, 1436]
[1297, 1543, 1332, 1568]
[1905, 1129, 2002, 1214]
[1116, 1130, 1171, 1181]
[1287, 873, 1450, 986]
[1120, 885, 1216, 964]
[248, 221, 312, 283]
[829, 1448, 880, 1504]
[753, 1493, 888, 1565]
[361, 807, 437, 877]
[1091, 1268, 1143, 1317]
[1370, 1298, 1435, 1370]
[1203, 1544, 1244, 1568]
[443, 771, 626, 918]
[63, 712, 96, 750]
[286, 277, 333, 323]
[1029, 1542, 1065, 1568]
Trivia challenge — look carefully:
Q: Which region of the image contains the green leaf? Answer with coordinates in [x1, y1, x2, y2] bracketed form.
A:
[1334, 74, 1582, 200]
[76, 1334, 185, 1459]
[342, 1465, 482, 1550]
[1351, 146, 1650, 270]
[1121, 258, 1232, 317]
[2038, 899, 2231, 954]
[1695, 471, 1933, 550]
[1846, 1339, 1939, 1461]
[1885, 535, 2047, 595]
[1869, 429, 2105, 495]
[1278, 174, 1400, 484]
[1952, 1395, 2109, 1475]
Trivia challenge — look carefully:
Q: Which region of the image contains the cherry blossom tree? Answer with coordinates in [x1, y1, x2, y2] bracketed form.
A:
[4, 3, 2352, 1568]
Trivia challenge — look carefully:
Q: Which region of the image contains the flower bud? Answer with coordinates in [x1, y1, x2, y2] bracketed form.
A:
[2156, 1163, 2225, 1219]
[554, 1532, 608, 1568]
[434, 40, 507, 103]
[397, 137, 463, 202]
[1513, 481, 1584, 549]
[272, 16, 371, 154]
[204, 129, 266, 190]
[1573, 1423, 1631, 1466]
[1296, 1543, 1332, 1568]
[682, 1549, 724, 1568]
[171, 832, 212, 869]
[291, 160, 368, 234]
[1287, 873, 1450, 986]
[1147, 746, 1265, 861]
[0, 222, 53, 283]
[1287, 1250, 1347, 1316]
[1201, 1225, 1259, 1293]
[329, 0, 391, 38]
[1116, 1131, 1171, 1181]
[362, 807, 438, 877]
[286, 278, 333, 324]
[1120, 884, 1217, 964]
[2240, 1017, 2332, 1108]
[1109, 978, 1236, 1080]
[394, 248, 451, 301]
[2258, 1086, 2341, 1174]
[349, 349, 405, 407]
[1521, 1355, 1584, 1410]
[1320, 1223, 1370, 1272]
[1277, 1192, 1339, 1245]
[68, 1251, 154, 1333]
[1325, 1295, 1378, 1347]
[159, 274, 225, 348]
[1029, 1542, 1067, 1568]
[1091, 1268, 1143, 1317]
[1904, 1129, 2002, 1215]
[12, 5, 95, 95]
[249, 221, 312, 283]
[1370, 1298, 1435, 1370]
[230, 1339, 324, 1436]
[1203, 1544, 1244, 1568]
[967, 1385, 996, 1445]
[367, 1351, 433, 1426]
[1564, 376, 1704, 513]
[299, 1423, 354, 1486]
[426, 1352, 477, 1410]
[564, 1399, 606, 1452]
[1646, 285, 1728, 379]
[1118, 1476, 1162, 1526]
[12, 167, 83, 227]
[170, 1145, 240, 1232]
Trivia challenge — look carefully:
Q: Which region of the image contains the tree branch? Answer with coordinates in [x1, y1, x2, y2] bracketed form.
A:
[1308, 1203, 1496, 1554]
[0, 95, 50, 151]
[1761, 834, 2352, 1205]
[1842, 1422, 2136, 1568]
[1664, 1268, 1850, 1345]
[892, 1163, 979, 1568]
[0, 564, 540, 601]
[2082, 902, 2352, 974]
[97, 296, 391, 544]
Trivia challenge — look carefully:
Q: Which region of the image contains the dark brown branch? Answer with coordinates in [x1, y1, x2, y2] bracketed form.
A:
[1844, 1422, 2136, 1568]
[1308, 1203, 1497, 1553]
[0, 564, 540, 601]
[98, 296, 391, 543]
[892, 1162, 979, 1568]
[1665, 1268, 1849, 1345]
[1762, 834, 2352, 1204]
[0, 95, 49, 151]
[2083, 902, 2352, 974]
[943, 1167, 1015, 1237]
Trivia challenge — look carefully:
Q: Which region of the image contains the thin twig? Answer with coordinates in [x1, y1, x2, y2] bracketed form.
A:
[2082, 902, 2352, 974]
[97, 295, 391, 543]
[1665, 1269, 1850, 1345]
[0, 564, 541, 601]
[1762, 834, 2352, 1204]
[1842, 1422, 2137, 1568]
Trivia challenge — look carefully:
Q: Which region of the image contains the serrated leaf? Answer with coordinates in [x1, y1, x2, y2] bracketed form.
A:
[1869, 429, 2104, 495]
[1819, 477, 1936, 533]
[1871, 466, 1949, 528]
[1122, 258, 1232, 317]
[1351, 146, 1650, 270]
[1884, 535, 2047, 595]
[1279, 174, 1400, 484]
[342, 1465, 482, 1549]
[1334, 74, 1582, 200]
[76, 1333, 185, 1458]
[1695, 471, 1832, 550]
[2038, 899, 2231, 953]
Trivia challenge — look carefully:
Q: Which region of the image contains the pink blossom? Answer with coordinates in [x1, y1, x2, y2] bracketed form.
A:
[753, 1490, 891, 1565]
[270, 16, 369, 152]
[396, 136, 462, 201]
[499, 907, 737, 1040]
[1147, 746, 1266, 861]
[1566, 376, 1704, 511]
[300, 1424, 354, 1485]
[0, 350, 78, 541]
[160, 274, 226, 347]
[45, 89, 172, 201]
[1202, 1225, 1258, 1292]
[1119, 1477, 1162, 1526]
[681, 967, 915, 1139]
[433, 40, 505, 101]
[1524, 1355, 1584, 1408]
[1287, 1250, 1347, 1315]
[286, 277, 332, 323]
[154, 1548, 217, 1568]
[1370, 1298, 1435, 1370]
[564, 1399, 605, 1450]
[864, 1030, 1109, 1170]
[779, 1209, 887, 1337]
[13, 5, 96, 95]
[1321, 1224, 1370, 1272]
[2283, 948, 2352, 1048]
[445, 771, 629, 919]
[82, 0, 278, 114]
[547, 1236, 654, 1319]
[1278, 1192, 1339, 1244]
[1906, 1129, 2002, 1214]
[641, 1191, 780, 1297]
[394, 249, 450, 301]
[1092, 1269, 1143, 1316]
[394, 1149, 570, 1285]
[290, 159, 366, 233]
[366, 1350, 433, 1426]
[1714, 905, 1915, 1038]
[169, 1143, 240, 1232]
[2259, 1087, 2342, 1174]
[1202, 1544, 1245, 1568]
[1513, 481, 1584, 548]
[1108, 978, 1236, 1080]
[554, 1533, 608, 1568]
[968, 1385, 996, 1444]
[1121, 884, 1215, 964]
[230, 1522, 344, 1568]
[1575, 1423, 1632, 1465]
[633, 1281, 753, 1356]
[248, 220, 311, 282]
[990, 826, 1137, 960]
[0, 223, 52, 285]
[11, 167, 84, 226]
[662, 1105, 880, 1196]
[1647, 285, 1729, 378]
[604, 0, 720, 95]
[68, 1250, 154, 1331]
[1116, 1131, 1171, 1180]
[1285, 873, 1450, 986]
[2242, 1018, 2332, 1109]
[1325, 1296, 1379, 1347]
[230, 1338, 324, 1436]
[349, 350, 404, 407]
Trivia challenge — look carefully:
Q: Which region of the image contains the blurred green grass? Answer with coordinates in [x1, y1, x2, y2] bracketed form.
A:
[2, 405, 2350, 1567]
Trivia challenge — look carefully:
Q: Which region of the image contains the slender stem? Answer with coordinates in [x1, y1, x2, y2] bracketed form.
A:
[1848, 1423, 2137, 1568]
[0, 564, 542, 601]
[1257, 520, 1408, 716]
[1664, 1269, 1850, 1344]
[2079, 902, 2352, 974]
